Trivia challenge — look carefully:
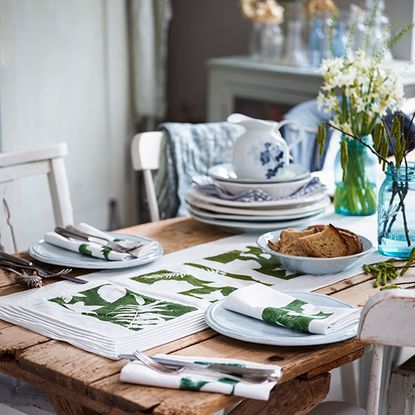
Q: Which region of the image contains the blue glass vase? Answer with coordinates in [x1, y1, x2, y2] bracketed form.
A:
[334, 134, 378, 216]
[378, 163, 415, 258]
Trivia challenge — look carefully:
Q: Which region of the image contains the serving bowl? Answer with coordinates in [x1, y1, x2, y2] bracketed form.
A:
[257, 230, 374, 275]
[215, 176, 311, 200]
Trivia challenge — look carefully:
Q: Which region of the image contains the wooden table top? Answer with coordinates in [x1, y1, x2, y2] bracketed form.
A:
[0, 217, 413, 415]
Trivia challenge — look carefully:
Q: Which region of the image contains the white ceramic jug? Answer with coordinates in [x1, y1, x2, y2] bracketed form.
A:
[228, 113, 304, 181]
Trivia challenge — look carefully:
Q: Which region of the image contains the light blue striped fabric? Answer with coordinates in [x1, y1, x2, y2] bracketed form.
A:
[154, 122, 241, 218]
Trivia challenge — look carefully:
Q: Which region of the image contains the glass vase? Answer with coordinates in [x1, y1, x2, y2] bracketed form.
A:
[334, 134, 378, 216]
[378, 163, 415, 258]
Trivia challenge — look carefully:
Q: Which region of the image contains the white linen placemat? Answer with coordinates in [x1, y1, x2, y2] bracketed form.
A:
[0, 213, 386, 358]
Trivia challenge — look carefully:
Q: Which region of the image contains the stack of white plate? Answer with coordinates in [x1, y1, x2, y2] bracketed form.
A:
[187, 163, 331, 232]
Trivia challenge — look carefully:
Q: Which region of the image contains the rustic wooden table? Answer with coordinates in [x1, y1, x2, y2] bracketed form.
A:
[1, 217, 412, 415]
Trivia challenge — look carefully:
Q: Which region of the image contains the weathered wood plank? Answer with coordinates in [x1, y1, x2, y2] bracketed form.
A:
[0, 326, 49, 358]
[229, 373, 330, 415]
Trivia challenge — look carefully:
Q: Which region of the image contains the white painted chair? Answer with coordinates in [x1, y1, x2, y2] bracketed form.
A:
[310, 290, 415, 415]
[0, 143, 73, 251]
[131, 132, 163, 222]
[0, 143, 72, 415]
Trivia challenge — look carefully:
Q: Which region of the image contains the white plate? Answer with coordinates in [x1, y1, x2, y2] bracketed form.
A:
[205, 291, 358, 346]
[29, 233, 163, 269]
[187, 195, 331, 217]
[187, 204, 328, 222]
[257, 230, 374, 275]
[208, 163, 310, 184]
[188, 187, 326, 209]
[189, 209, 329, 233]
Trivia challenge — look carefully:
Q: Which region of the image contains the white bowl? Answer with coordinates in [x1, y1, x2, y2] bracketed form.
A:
[257, 230, 374, 275]
[215, 176, 311, 199]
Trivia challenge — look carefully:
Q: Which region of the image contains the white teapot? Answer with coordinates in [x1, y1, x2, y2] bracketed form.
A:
[228, 113, 304, 181]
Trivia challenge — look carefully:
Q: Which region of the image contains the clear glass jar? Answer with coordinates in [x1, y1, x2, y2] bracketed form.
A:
[378, 163, 415, 258]
[334, 134, 379, 216]
[260, 24, 284, 63]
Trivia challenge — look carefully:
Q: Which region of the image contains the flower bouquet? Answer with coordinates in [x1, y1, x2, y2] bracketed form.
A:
[317, 50, 404, 215]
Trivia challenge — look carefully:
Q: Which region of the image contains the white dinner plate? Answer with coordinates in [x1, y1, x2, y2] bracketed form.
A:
[187, 204, 328, 222]
[187, 195, 331, 217]
[208, 163, 310, 184]
[188, 187, 326, 209]
[29, 233, 163, 269]
[205, 291, 358, 346]
[189, 209, 329, 233]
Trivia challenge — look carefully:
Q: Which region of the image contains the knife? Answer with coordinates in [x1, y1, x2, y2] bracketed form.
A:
[118, 354, 279, 379]
[0, 251, 33, 267]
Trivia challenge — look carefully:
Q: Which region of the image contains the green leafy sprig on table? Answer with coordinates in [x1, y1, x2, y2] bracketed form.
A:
[363, 248, 415, 289]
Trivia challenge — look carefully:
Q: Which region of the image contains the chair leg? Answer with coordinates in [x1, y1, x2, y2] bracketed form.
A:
[367, 344, 384, 415]
[340, 361, 359, 405]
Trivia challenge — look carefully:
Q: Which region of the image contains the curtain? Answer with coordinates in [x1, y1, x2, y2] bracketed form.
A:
[129, 0, 172, 130]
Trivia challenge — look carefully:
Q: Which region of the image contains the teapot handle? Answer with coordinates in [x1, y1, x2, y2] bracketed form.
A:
[274, 120, 305, 150]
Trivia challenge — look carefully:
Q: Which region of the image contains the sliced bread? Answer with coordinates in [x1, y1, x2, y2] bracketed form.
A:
[299, 224, 349, 258]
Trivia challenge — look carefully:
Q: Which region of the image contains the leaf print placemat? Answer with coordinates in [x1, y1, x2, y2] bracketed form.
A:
[0, 232, 384, 358]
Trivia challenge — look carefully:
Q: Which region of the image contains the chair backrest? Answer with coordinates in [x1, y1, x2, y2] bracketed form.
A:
[131, 132, 163, 222]
[0, 143, 73, 251]
[358, 290, 415, 415]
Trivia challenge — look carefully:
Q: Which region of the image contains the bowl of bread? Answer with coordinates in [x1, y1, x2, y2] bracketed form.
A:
[257, 224, 373, 275]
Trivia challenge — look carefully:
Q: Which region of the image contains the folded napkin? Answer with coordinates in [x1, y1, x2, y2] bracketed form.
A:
[120, 354, 280, 400]
[44, 232, 130, 261]
[192, 176, 325, 202]
[223, 284, 360, 335]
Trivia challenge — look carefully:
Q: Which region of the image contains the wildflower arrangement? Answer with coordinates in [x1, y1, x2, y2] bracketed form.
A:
[317, 50, 404, 137]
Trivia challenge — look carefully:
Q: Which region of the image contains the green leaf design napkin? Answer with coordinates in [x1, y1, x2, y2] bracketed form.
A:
[120, 354, 280, 400]
[44, 232, 130, 261]
[223, 284, 360, 335]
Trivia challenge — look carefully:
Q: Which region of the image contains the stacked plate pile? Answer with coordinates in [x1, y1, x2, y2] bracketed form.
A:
[187, 163, 330, 232]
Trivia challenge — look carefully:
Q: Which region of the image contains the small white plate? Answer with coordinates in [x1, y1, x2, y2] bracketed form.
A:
[208, 163, 310, 184]
[189, 209, 329, 233]
[205, 291, 358, 346]
[29, 233, 163, 269]
[187, 204, 328, 222]
[187, 195, 331, 217]
[257, 230, 374, 275]
[188, 187, 326, 209]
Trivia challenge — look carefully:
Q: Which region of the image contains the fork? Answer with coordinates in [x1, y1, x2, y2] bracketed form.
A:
[131, 351, 272, 384]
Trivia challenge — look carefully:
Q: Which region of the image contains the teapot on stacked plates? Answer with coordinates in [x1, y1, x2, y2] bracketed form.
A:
[187, 113, 330, 232]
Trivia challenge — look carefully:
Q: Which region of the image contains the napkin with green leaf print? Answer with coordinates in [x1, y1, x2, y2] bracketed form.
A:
[120, 355, 280, 400]
[44, 232, 130, 261]
[223, 284, 360, 335]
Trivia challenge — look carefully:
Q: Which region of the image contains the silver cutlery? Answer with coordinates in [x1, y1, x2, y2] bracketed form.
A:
[65, 225, 142, 252]
[55, 226, 143, 256]
[119, 351, 278, 383]
[0, 251, 33, 267]
[0, 260, 86, 284]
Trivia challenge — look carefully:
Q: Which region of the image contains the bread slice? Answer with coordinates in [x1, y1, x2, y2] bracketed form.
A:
[338, 229, 363, 255]
[268, 239, 281, 252]
[278, 241, 310, 256]
[307, 225, 363, 255]
[279, 228, 317, 245]
[299, 224, 349, 258]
